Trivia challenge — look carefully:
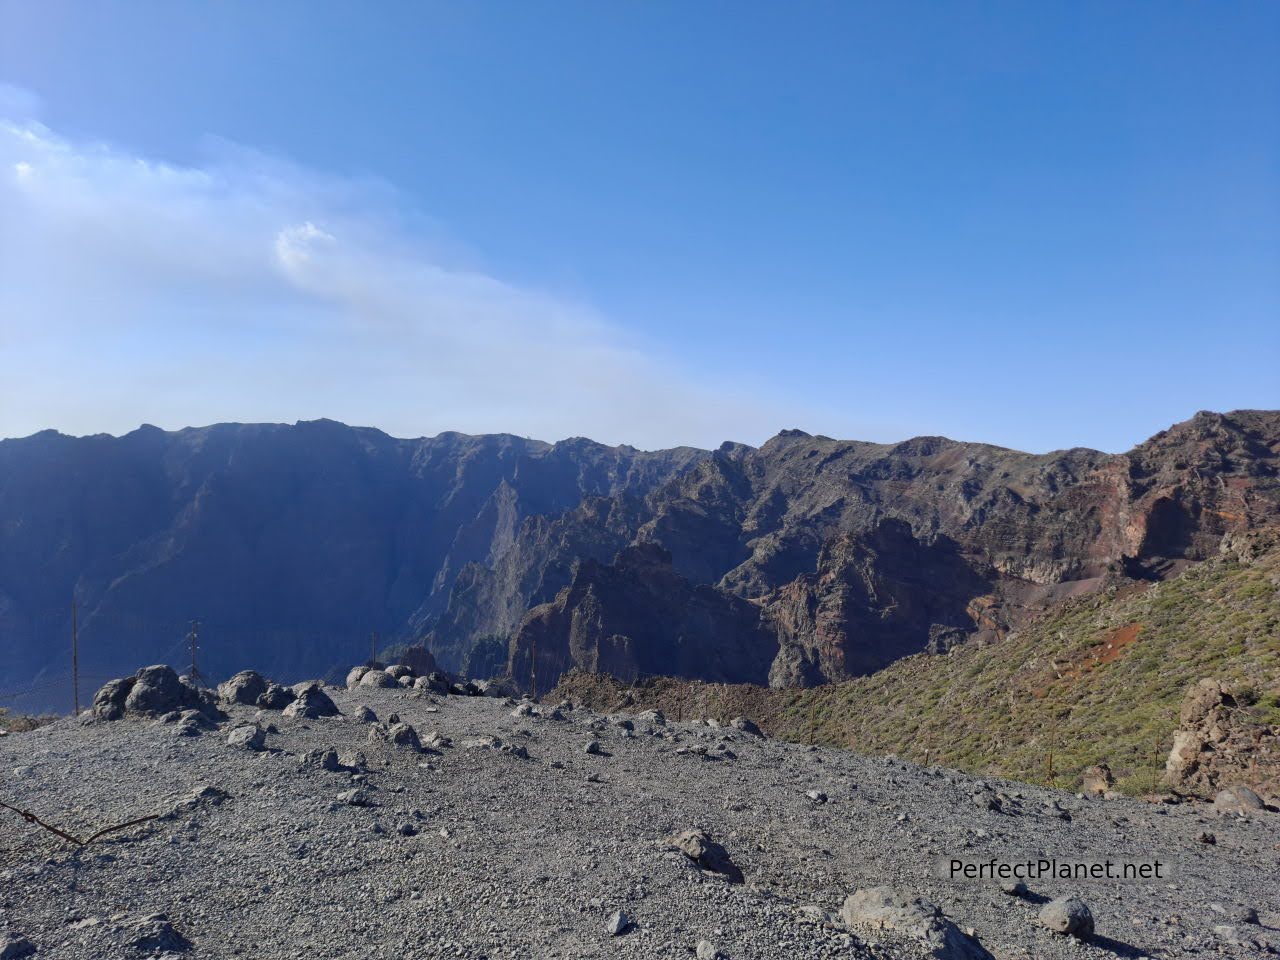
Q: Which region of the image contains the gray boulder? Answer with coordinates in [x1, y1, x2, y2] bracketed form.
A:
[301, 748, 342, 772]
[93, 665, 220, 722]
[372, 721, 422, 751]
[226, 724, 266, 751]
[125, 665, 186, 715]
[841, 887, 995, 959]
[283, 683, 341, 719]
[91, 677, 135, 721]
[359, 670, 398, 689]
[173, 709, 217, 737]
[256, 683, 295, 710]
[385, 664, 413, 680]
[1214, 785, 1265, 815]
[345, 665, 372, 689]
[1038, 896, 1094, 939]
[217, 670, 267, 706]
[354, 706, 378, 723]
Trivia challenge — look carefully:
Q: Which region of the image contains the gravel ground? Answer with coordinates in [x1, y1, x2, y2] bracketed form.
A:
[1, 680, 1277, 959]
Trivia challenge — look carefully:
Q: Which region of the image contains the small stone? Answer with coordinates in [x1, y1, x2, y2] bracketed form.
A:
[606, 910, 630, 936]
[584, 740, 604, 755]
[1080, 763, 1114, 797]
[301, 748, 342, 772]
[1038, 896, 1094, 939]
[1225, 905, 1260, 925]
[337, 788, 371, 807]
[225, 724, 265, 751]
[696, 940, 719, 960]
[1197, 831, 1216, 844]
[127, 914, 190, 954]
[663, 829, 744, 884]
[354, 706, 377, 723]
[805, 790, 828, 804]
[1000, 879, 1029, 897]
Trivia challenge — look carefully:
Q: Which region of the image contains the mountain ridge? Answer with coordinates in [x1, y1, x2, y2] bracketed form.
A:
[2, 410, 1277, 711]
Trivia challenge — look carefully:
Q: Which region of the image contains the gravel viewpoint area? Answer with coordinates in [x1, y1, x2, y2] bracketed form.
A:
[0, 668, 1277, 960]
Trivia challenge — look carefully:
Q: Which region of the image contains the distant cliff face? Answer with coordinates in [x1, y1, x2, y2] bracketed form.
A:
[2, 411, 1277, 708]
[0, 421, 705, 698]
[504, 410, 1280, 691]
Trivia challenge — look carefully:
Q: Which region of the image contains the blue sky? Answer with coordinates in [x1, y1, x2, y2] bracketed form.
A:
[0, 1, 1276, 451]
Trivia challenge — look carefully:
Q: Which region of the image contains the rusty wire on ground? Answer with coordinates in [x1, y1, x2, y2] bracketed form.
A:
[0, 797, 160, 845]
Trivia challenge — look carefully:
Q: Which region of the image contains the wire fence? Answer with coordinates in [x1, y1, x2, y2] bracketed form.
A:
[1, 607, 385, 717]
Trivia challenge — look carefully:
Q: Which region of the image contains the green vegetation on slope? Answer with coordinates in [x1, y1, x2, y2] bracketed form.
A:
[774, 544, 1278, 793]
[555, 539, 1280, 794]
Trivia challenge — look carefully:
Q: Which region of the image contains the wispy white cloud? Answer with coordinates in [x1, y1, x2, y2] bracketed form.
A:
[0, 86, 805, 449]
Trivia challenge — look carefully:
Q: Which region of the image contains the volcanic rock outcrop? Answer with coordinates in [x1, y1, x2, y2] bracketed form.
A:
[1164, 678, 1280, 801]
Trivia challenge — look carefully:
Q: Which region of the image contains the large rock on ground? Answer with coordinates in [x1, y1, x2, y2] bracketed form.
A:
[256, 683, 295, 710]
[92, 677, 136, 721]
[125, 665, 187, 714]
[370, 721, 421, 751]
[226, 724, 266, 751]
[282, 683, 341, 719]
[663, 829, 744, 884]
[841, 887, 995, 959]
[218, 670, 268, 706]
[359, 670, 398, 689]
[93, 666, 220, 721]
[1214, 785, 1265, 815]
[415, 673, 450, 694]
